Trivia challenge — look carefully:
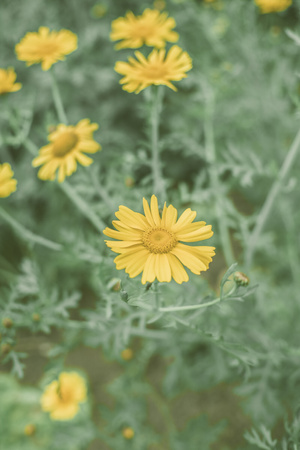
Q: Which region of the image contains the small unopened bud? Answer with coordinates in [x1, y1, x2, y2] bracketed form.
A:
[153, 0, 166, 10]
[24, 424, 36, 436]
[32, 313, 41, 322]
[1, 343, 12, 355]
[2, 318, 13, 328]
[120, 290, 128, 301]
[91, 4, 107, 18]
[125, 176, 135, 188]
[121, 348, 133, 361]
[233, 271, 249, 287]
[122, 427, 134, 439]
[107, 278, 121, 292]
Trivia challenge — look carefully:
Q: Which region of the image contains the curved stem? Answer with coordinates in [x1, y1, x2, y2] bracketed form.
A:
[0, 206, 62, 251]
[159, 297, 220, 312]
[245, 126, 300, 268]
[49, 70, 68, 124]
[151, 86, 166, 199]
[59, 181, 106, 231]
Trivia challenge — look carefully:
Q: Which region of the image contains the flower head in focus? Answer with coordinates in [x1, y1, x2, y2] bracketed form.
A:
[41, 372, 87, 420]
[103, 195, 215, 284]
[15, 27, 77, 70]
[254, 0, 292, 13]
[0, 68, 22, 95]
[0, 163, 17, 198]
[111, 9, 178, 50]
[115, 45, 192, 93]
[32, 119, 101, 183]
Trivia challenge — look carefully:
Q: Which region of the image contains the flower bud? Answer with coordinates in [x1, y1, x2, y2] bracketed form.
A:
[121, 348, 133, 361]
[91, 4, 107, 18]
[32, 313, 41, 322]
[107, 278, 121, 292]
[122, 427, 134, 439]
[2, 317, 13, 328]
[125, 176, 135, 188]
[153, 0, 166, 10]
[1, 343, 12, 355]
[120, 290, 128, 301]
[233, 271, 249, 287]
[24, 424, 36, 436]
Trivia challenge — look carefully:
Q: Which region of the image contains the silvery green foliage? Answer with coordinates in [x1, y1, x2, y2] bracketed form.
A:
[1, 0, 300, 448]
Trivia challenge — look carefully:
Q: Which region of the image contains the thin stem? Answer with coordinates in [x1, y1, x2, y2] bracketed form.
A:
[245, 126, 300, 268]
[151, 86, 166, 198]
[159, 297, 221, 312]
[89, 168, 114, 211]
[23, 138, 38, 156]
[202, 83, 234, 267]
[59, 181, 106, 231]
[23, 137, 106, 232]
[153, 280, 160, 309]
[0, 206, 62, 251]
[49, 70, 68, 124]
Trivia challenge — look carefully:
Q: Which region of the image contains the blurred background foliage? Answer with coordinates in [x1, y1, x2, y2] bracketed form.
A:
[1, 0, 300, 448]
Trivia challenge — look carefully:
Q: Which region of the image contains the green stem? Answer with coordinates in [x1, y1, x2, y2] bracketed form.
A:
[153, 280, 160, 309]
[59, 181, 106, 231]
[158, 297, 220, 312]
[49, 70, 68, 124]
[245, 126, 300, 268]
[23, 137, 106, 232]
[151, 86, 166, 198]
[89, 168, 114, 211]
[203, 84, 234, 267]
[0, 206, 62, 251]
[23, 138, 38, 156]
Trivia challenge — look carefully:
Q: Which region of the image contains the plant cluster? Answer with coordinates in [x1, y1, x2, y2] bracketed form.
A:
[1, 0, 300, 449]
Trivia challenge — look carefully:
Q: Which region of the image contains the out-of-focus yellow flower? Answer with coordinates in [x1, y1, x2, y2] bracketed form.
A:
[115, 45, 192, 94]
[121, 348, 134, 360]
[91, 3, 107, 18]
[15, 27, 77, 71]
[32, 119, 101, 183]
[122, 427, 135, 439]
[110, 9, 179, 50]
[41, 372, 87, 420]
[103, 195, 215, 284]
[254, 0, 292, 13]
[0, 68, 22, 95]
[0, 163, 17, 198]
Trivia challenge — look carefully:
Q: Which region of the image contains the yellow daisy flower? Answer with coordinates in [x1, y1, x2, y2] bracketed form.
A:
[115, 45, 192, 94]
[32, 119, 101, 183]
[15, 27, 77, 71]
[0, 68, 22, 95]
[103, 195, 215, 284]
[110, 9, 179, 50]
[41, 372, 87, 421]
[0, 163, 17, 198]
[254, 0, 292, 13]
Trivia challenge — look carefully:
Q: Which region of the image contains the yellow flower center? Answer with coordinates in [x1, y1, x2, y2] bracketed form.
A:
[132, 23, 156, 40]
[142, 227, 177, 253]
[52, 131, 78, 157]
[40, 41, 59, 56]
[142, 63, 168, 80]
